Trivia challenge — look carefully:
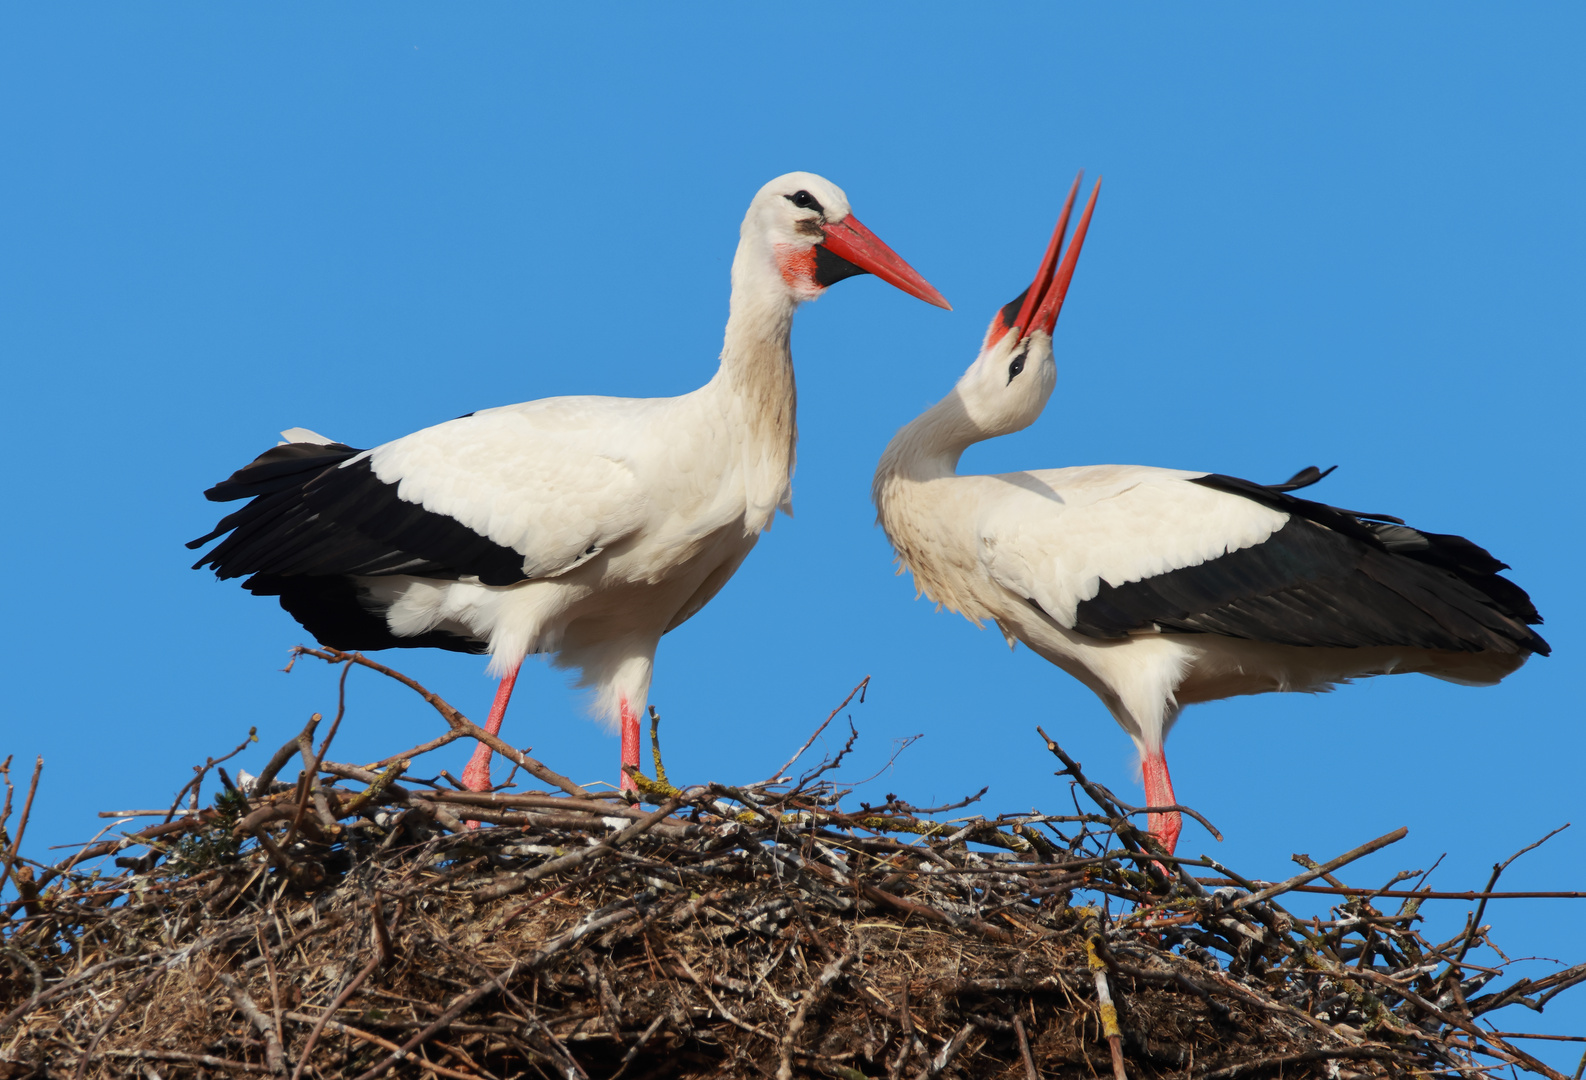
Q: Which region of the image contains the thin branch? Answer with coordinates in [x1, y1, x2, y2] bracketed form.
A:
[294, 646, 589, 797]
[768, 675, 870, 784]
[1226, 827, 1408, 912]
[1457, 825, 1571, 967]
[0, 757, 42, 904]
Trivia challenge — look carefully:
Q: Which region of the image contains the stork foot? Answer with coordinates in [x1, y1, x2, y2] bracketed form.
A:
[623, 705, 685, 802]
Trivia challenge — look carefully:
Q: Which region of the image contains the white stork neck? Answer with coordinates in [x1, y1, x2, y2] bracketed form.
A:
[876, 388, 985, 484]
[719, 253, 798, 398]
[708, 241, 801, 522]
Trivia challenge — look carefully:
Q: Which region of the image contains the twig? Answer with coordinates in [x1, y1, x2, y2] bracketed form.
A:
[768, 676, 870, 783]
[283, 665, 352, 847]
[672, 951, 775, 1041]
[1013, 1014, 1039, 1080]
[1195, 880, 1586, 901]
[349, 961, 520, 1080]
[295, 647, 590, 797]
[1456, 825, 1571, 967]
[1084, 923, 1127, 1080]
[71, 970, 158, 1080]
[1116, 800, 1224, 843]
[367, 728, 464, 769]
[279, 1012, 479, 1080]
[251, 714, 321, 795]
[259, 922, 289, 1073]
[888, 982, 916, 1080]
[470, 798, 680, 900]
[289, 949, 381, 1080]
[0, 757, 42, 904]
[220, 972, 287, 1075]
[98, 1049, 273, 1073]
[0, 956, 159, 1036]
[608, 1011, 668, 1080]
[648, 705, 669, 788]
[1226, 827, 1408, 912]
[160, 727, 257, 822]
[1035, 732, 1136, 840]
[796, 719, 862, 788]
[777, 951, 855, 1080]
[912, 1022, 976, 1080]
[1347, 965, 1572, 1080]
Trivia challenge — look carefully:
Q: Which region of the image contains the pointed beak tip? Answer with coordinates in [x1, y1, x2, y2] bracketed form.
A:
[1018, 173, 1101, 336]
[820, 213, 952, 313]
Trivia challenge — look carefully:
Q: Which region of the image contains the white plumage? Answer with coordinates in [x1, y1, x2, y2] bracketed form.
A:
[874, 176, 1546, 853]
[967, 465, 1288, 628]
[193, 171, 949, 794]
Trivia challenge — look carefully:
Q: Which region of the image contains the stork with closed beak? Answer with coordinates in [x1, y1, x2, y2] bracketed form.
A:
[192, 172, 949, 795]
[872, 175, 1547, 853]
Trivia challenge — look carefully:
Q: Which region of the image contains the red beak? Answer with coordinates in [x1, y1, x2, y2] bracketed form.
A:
[819, 215, 952, 310]
[989, 172, 1101, 346]
[1027, 174, 1100, 336]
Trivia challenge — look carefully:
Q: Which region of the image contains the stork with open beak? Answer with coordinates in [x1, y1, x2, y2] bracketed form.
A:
[192, 172, 949, 796]
[872, 175, 1547, 853]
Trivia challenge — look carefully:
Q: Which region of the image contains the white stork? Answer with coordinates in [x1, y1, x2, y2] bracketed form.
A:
[192, 172, 949, 795]
[872, 175, 1547, 853]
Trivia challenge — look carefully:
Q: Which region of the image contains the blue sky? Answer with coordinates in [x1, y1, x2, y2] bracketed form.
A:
[3, 4, 1582, 1059]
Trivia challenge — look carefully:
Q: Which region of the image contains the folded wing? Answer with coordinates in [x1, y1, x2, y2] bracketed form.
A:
[979, 465, 1548, 656]
[189, 398, 655, 589]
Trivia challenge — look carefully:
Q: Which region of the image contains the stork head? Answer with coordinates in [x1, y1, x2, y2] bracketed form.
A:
[739, 172, 951, 310]
[953, 173, 1100, 436]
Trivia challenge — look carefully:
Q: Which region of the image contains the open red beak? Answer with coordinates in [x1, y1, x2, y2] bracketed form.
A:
[818, 215, 952, 310]
[988, 172, 1101, 345]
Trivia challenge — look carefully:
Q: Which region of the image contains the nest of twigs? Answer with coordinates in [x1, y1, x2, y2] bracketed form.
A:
[1, 648, 1581, 1080]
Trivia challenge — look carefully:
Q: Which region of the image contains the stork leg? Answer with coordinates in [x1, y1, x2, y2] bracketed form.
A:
[1141, 750, 1182, 856]
[619, 697, 640, 794]
[461, 661, 522, 793]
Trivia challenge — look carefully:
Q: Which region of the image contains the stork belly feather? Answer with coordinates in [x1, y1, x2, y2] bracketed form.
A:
[1006, 600, 1528, 751]
[357, 515, 760, 711]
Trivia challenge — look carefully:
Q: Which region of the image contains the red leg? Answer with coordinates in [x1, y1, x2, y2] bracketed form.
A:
[462, 662, 521, 794]
[619, 697, 640, 794]
[1141, 749, 1182, 856]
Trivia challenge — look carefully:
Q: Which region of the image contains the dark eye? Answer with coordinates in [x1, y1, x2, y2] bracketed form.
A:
[1007, 352, 1026, 383]
[785, 189, 824, 214]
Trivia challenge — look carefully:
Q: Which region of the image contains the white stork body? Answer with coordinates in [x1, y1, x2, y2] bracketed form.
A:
[355, 379, 788, 720]
[878, 460, 1529, 745]
[874, 178, 1547, 852]
[193, 172, 949, 793]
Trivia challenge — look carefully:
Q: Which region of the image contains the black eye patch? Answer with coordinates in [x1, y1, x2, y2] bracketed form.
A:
[1007, 351, 1027, 383]
[785, 190, 824, 214]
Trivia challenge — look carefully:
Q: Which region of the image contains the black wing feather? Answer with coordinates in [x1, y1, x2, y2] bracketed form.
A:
[201, 442, 363, 502]
[188, 439, 529, 653]
[247, 574, 486, 654]
[189, 443, 528, 586]
[1070, 469, 1549, 657]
